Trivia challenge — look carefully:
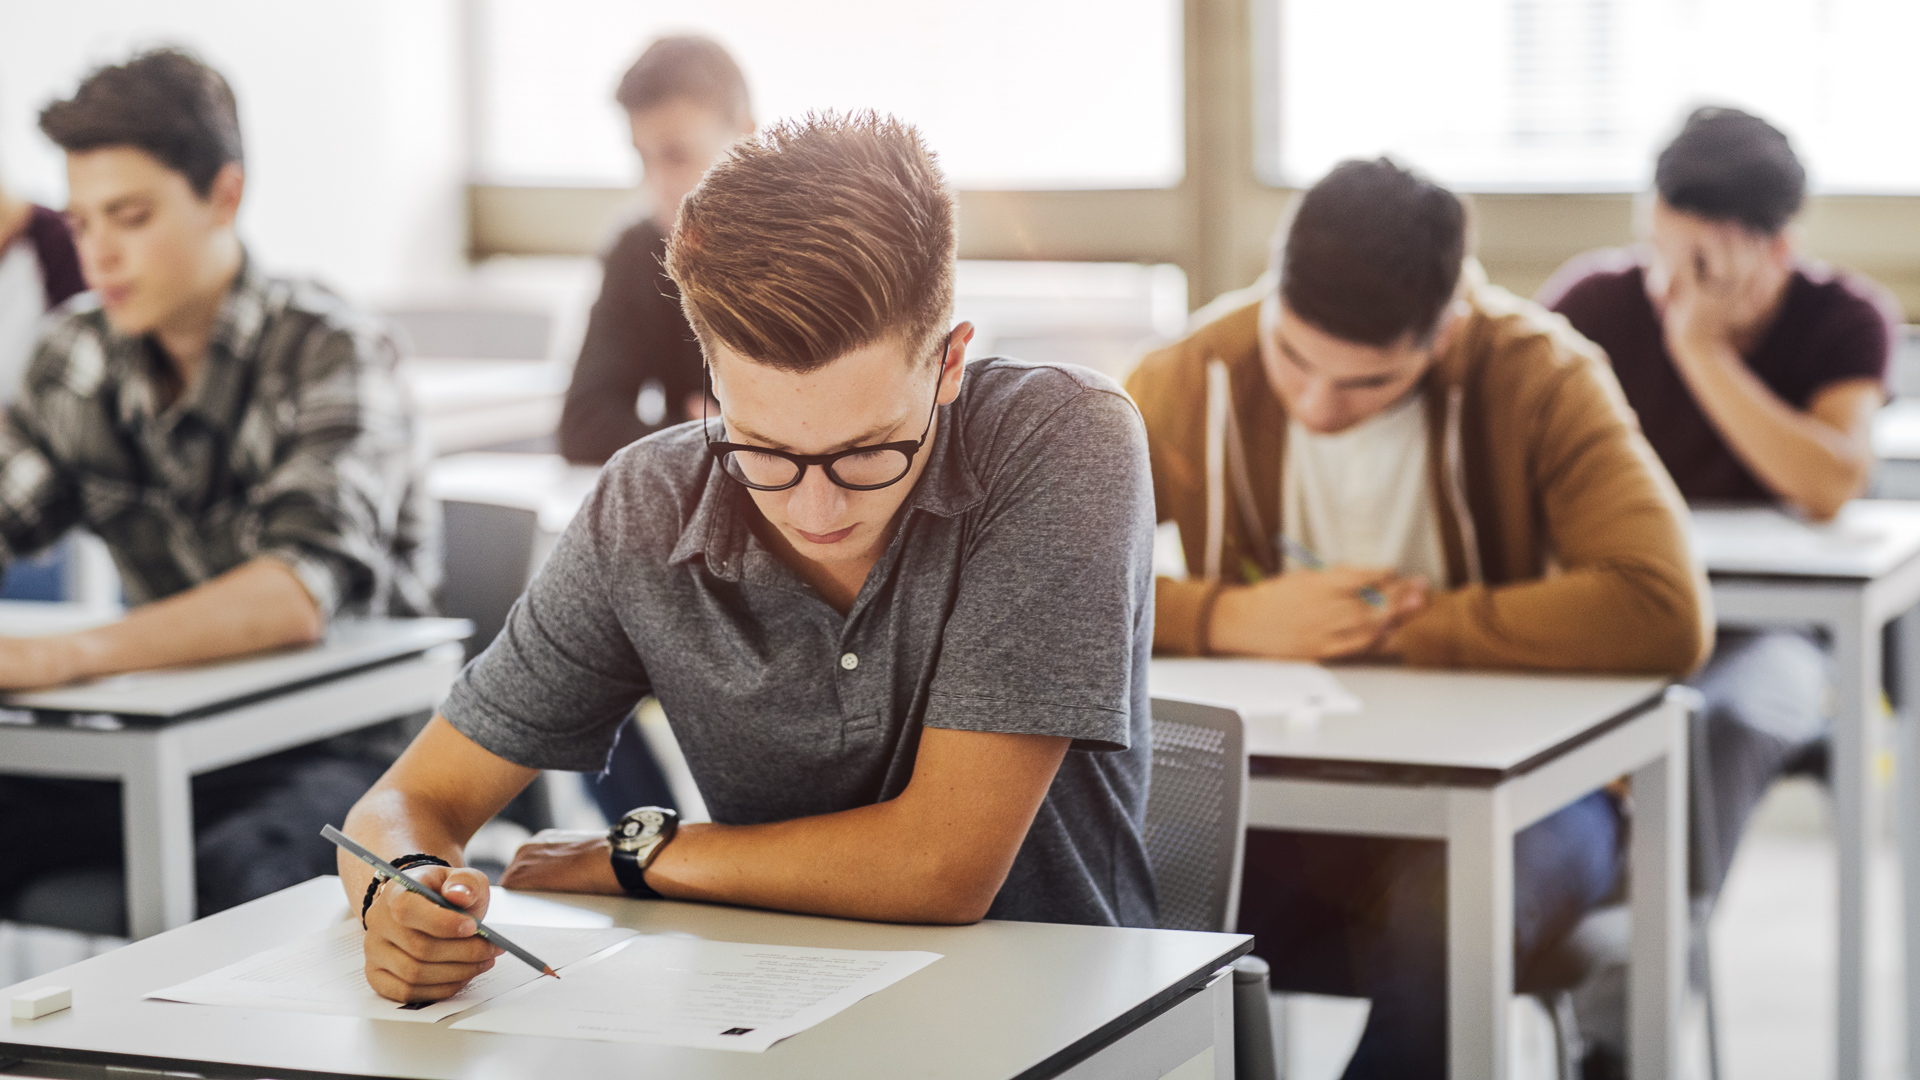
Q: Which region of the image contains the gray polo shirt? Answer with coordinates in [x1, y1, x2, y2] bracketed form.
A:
[443, 358, 1157, 927]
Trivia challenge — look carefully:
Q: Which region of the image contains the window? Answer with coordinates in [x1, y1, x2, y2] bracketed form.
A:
[1263, 0, 1920, 193]
[475, 0, 1184, 190]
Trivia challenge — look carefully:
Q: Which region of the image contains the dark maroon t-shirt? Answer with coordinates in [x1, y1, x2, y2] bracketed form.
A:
[23, 205, 85, 309]
[1540, 247, 1901, 502]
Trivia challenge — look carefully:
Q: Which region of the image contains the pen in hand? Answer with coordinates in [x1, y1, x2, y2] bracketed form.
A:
[1276, 536, 1388, 608]
[321, 824, 558, 980]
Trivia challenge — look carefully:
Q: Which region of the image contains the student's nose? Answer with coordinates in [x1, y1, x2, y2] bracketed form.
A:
[1292, 378, 1346, 433]
[785, 466, 849, 530]
[79, 233, 118, 284]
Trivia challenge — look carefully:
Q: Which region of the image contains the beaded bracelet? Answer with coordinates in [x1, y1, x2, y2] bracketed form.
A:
[360, 853, 452, 928]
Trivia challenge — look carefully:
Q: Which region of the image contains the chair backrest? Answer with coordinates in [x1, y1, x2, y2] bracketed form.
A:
[1144, 697, 1249, 933]
[439, 499, 540, 660]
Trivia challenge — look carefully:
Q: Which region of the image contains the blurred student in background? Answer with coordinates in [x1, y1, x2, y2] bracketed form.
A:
[556, 35, 754, 826]
[0, 49, 436, 922]
[0, 176, 84, 396]
[1126, 158, 1709, 1079]
[558, 35, 753, 464]
[1542, 106, 1900, 919]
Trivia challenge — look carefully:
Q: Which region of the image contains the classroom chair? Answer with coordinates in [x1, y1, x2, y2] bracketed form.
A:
[1143, 696, 1277, 1080]
[439, 499, 540, 662]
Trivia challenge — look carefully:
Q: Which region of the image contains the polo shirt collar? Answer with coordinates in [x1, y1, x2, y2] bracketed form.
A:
[666, 396, 988, 580]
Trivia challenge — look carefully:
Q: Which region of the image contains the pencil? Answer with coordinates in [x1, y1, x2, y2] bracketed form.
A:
[1275, 535, 1388, 609]
[320, 824, 558, 980]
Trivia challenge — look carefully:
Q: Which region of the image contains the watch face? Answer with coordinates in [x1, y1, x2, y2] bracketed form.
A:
[613, 809, 665, 852]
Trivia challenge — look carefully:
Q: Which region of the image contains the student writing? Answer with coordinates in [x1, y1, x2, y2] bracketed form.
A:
[341, 113, 1158, 1004]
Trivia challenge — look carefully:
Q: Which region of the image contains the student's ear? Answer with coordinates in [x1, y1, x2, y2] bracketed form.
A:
[937, 322, 973, 405]
[1764, 224, 1795, 270]
[1428, 296, 1469, 358]
[207, 163, 244, 227]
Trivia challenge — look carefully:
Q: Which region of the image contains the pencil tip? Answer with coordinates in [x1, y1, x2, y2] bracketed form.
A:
[545, 968, 559, 979]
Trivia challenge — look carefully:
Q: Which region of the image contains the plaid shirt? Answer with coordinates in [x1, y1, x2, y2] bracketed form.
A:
[0, 255, 437, 616]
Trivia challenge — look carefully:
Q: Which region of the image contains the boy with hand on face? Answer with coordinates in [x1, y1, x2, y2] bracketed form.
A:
[1126, 158, 1709, 1079]
[558, 35, 755, 465]
[0, 50, 434, 917]
[343, 113, 1159, 1005]
[1542, 107, 1902, 911]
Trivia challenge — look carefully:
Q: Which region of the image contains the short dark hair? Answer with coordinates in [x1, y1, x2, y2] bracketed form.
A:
[666, 111, 956, 375]
[614, 36, 751, 126]
[1276, 158, 1466, 347]
[39, 48, 243, 198]
[1655, 107, 1805, 234]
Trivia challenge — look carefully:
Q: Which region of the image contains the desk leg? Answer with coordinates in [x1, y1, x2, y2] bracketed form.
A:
[1829, 600, 1879, 1080]
[123, 730, 194, 938]
[1447, 786, 1513, 1080]
[1899, 605, 1920, 1080]
[1628, 703, 1685, 1080]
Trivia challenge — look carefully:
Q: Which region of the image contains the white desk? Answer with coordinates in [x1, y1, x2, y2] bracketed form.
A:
[1152, 663, 1685, 1080]
[402, 358, 569, 455]
[0, 610, 471, 939]
[1691, 500, 1920, 1080]
[0, 878, 1250, 1080]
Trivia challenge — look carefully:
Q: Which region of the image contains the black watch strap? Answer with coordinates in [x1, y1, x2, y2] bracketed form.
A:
[609, 848, 661, 899]
[608, 806, 677, 900]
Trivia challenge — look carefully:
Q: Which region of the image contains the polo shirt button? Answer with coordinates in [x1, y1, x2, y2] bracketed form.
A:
[840, 652, 859, 671]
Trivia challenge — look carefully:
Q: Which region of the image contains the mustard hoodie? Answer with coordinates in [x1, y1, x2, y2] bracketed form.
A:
[1123, 280, 1713, 675]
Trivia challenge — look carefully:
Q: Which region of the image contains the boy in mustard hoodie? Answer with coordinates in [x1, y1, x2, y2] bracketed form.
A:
[1127, 158, 1709, 1078]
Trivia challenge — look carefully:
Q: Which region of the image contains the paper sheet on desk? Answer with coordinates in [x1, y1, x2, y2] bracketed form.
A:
[1150, 658, 1361, 728]
[146, 920, 636, 1022]
[450, 936, 941, 1052]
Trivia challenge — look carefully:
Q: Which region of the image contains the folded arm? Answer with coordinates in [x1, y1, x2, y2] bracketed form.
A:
[0, 556, 323, 689]
[1671, 356, 1879, 520]
[1391, 357, 1712, 675]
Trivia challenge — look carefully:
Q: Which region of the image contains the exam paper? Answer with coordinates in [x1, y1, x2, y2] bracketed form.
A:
[147, 920, 637, 1022]
[450, 936, 942, 1052]
[1150, 658, 1362, 728]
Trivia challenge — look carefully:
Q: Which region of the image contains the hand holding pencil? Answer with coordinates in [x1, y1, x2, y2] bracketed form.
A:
[323, 825, 546, 1004]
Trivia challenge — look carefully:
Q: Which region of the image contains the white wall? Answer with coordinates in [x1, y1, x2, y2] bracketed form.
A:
[0, 0, 468, 305]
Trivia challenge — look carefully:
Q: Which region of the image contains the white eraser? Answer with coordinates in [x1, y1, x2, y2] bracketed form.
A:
[10, 985, 71, 1019]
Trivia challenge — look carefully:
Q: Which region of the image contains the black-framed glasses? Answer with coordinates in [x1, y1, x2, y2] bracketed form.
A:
[703, 331, 953, 492]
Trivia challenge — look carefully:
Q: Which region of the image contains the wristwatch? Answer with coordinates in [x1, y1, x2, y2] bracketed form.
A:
[608, 806, 678, 899]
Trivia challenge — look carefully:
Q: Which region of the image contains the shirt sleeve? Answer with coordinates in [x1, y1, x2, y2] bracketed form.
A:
[236, 322, 426, 617]
[441, 476, 652, 771]
[1802, 287, 1895, 399]
[0, 332, 94, 566]
[558, 225, 679, 465]
[924, 384, 1156, 752]
[1394, 346, 1711, 675]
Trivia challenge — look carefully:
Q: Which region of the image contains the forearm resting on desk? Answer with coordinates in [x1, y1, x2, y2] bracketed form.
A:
[504, 725, 1070, 925]
[0, 556, 325, 689]
[1672, 344, 1879, 519]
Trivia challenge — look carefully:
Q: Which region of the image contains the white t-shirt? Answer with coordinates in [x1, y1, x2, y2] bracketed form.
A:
[1283, 389, 1448, 585]
[0, 237, 45, 401]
